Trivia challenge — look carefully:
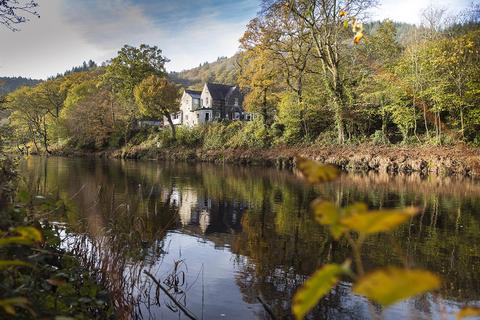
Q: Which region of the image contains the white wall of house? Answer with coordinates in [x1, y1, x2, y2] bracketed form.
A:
[196, 109, 213, 125]
[200, 84, 212, 109]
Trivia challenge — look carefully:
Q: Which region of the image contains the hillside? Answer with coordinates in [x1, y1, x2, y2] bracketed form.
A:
[0, 77, 41, 96]
[169, 55, 240, 90]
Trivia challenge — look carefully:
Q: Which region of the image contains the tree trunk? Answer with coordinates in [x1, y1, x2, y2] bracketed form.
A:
[166, 114, 176, 141]
[42, 117, 51, 154]
[460, 107, 464, 139]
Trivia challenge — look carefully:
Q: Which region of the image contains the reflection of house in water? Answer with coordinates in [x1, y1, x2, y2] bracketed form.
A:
[170, 188, 247, 235]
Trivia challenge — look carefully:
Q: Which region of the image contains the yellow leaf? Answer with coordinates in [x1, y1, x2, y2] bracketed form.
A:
[339, 10, 347, 17]
[353, 268, 441, 306]
[293, 264, 344, 319]
[343, 20, 349, 29]
[311, 201, 344, 239]
[341, 207, 418, 235]
[457, 307, 480, 319]
[354, 31, 364, 44]
[0, 260, 32, 269]
[13, 227, 43, 243]
[296, 157, 339, 184]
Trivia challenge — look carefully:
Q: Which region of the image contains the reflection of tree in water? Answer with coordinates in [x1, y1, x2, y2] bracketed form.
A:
[17, 157, 480, 319]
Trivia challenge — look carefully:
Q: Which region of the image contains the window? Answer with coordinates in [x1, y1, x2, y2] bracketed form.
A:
[197, 113, 200, 119]
[234, 98, 239, 106]
[234, 112, 240, 120]
[193, 98, 200, 109]
[186, 115, 188, 120]
[205, 113, 210, 121]
[173, 113, 178, 120]
[206, 97, 209, 106]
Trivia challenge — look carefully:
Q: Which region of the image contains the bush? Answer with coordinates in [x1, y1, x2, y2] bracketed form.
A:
[203, 122, 242, 150]
[228, 117, 270, 149]
[176, 126, 204, 147]
[314, 130, 338, 146]
[370, 130, 389, 145]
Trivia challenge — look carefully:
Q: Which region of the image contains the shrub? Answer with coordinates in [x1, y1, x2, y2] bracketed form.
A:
[176, 126, 204, 147]
[203, 122, 242, 150]
[228, 117, 269, 149]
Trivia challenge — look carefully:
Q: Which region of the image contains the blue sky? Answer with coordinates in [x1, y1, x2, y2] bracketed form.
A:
[0, 0, 473, 79]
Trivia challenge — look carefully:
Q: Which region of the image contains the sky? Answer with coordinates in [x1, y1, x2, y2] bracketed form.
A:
[0, 0, 473, 79]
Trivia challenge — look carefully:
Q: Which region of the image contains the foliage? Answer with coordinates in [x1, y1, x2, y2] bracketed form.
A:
[292, 157, 443, 319]
[169, 55, 239, 89]
[0, 184, 115, 318]
[134, 75, 180, 140]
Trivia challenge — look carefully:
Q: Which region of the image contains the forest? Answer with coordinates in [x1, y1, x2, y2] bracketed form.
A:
[0, 1, 479, 155]
[1, 0, 480, 319]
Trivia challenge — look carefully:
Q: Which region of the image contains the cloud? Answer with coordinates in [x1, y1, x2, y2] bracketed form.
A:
[0, 0, 104, 79]
[368, 0, 472, 24]
[59, 0, 257, 72]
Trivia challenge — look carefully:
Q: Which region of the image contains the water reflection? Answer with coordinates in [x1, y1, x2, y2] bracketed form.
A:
[18, 157, 480, 319]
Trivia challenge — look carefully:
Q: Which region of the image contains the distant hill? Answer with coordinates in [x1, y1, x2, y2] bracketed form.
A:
[0, 77, 41, 96]
[169, 55, 240, 90]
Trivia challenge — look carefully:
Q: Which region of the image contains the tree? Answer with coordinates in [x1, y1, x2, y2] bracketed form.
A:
[240, 1, 315, 136]
[285, 0, 375, 144]
[6, 86, 50, 153]
[61, 79, 121, 149]
[103, 44, 170, 143]
[134, 75, 180, 141]
[0, 0, 39, 31]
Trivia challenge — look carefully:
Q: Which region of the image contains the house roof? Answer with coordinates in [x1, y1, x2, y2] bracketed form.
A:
[206, 83, 237, 101]
[185, 89, 201, 98]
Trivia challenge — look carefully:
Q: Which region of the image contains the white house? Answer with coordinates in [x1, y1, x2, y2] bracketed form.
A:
[172, 83, 254, 127]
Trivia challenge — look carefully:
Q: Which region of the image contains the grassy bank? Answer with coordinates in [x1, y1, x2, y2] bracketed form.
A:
[114, 143, 480, 177]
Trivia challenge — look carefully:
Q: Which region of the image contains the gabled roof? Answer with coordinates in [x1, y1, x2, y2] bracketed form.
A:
[184, 89, 202, 99]
[206, 83, 237, 101]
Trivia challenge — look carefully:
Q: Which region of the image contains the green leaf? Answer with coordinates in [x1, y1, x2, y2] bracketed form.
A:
[457, 307, 480, 319]
[353, 268, 441, 306]
[296, 157, 339, 184]
[341, 207, 418, 235]
[293, 264, 344, 319]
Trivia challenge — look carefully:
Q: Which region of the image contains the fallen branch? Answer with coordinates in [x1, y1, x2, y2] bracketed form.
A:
[257, 295, 277, 320]
[144, 270, 198, 320]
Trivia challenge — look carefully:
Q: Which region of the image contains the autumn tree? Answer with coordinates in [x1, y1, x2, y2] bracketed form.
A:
[134, 75, 180, 141]
[284, 0, 374, 144]
[239, 23, 280, 128]
[240, 1, 316, 138]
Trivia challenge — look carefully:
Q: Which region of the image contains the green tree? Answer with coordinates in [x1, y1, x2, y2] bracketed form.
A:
[134, 75, 180, 141]
[103, 44, 169, 143]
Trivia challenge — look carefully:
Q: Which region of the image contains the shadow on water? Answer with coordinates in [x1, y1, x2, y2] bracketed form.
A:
[17, 157, 480, 319]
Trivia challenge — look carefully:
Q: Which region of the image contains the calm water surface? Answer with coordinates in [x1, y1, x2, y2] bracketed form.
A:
[18, 157, 480, 319]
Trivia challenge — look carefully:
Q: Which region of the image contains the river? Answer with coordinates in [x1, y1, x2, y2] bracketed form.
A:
[18, 157, 480, 320]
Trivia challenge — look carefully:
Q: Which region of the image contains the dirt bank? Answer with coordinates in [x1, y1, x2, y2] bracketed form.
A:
[106, 143, 480, 178]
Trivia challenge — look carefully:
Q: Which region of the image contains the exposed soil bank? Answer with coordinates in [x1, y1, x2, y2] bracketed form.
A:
[98, 144, 480, 178]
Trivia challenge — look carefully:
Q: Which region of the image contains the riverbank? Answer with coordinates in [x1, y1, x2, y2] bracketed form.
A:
[60, 143, 480, 178]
